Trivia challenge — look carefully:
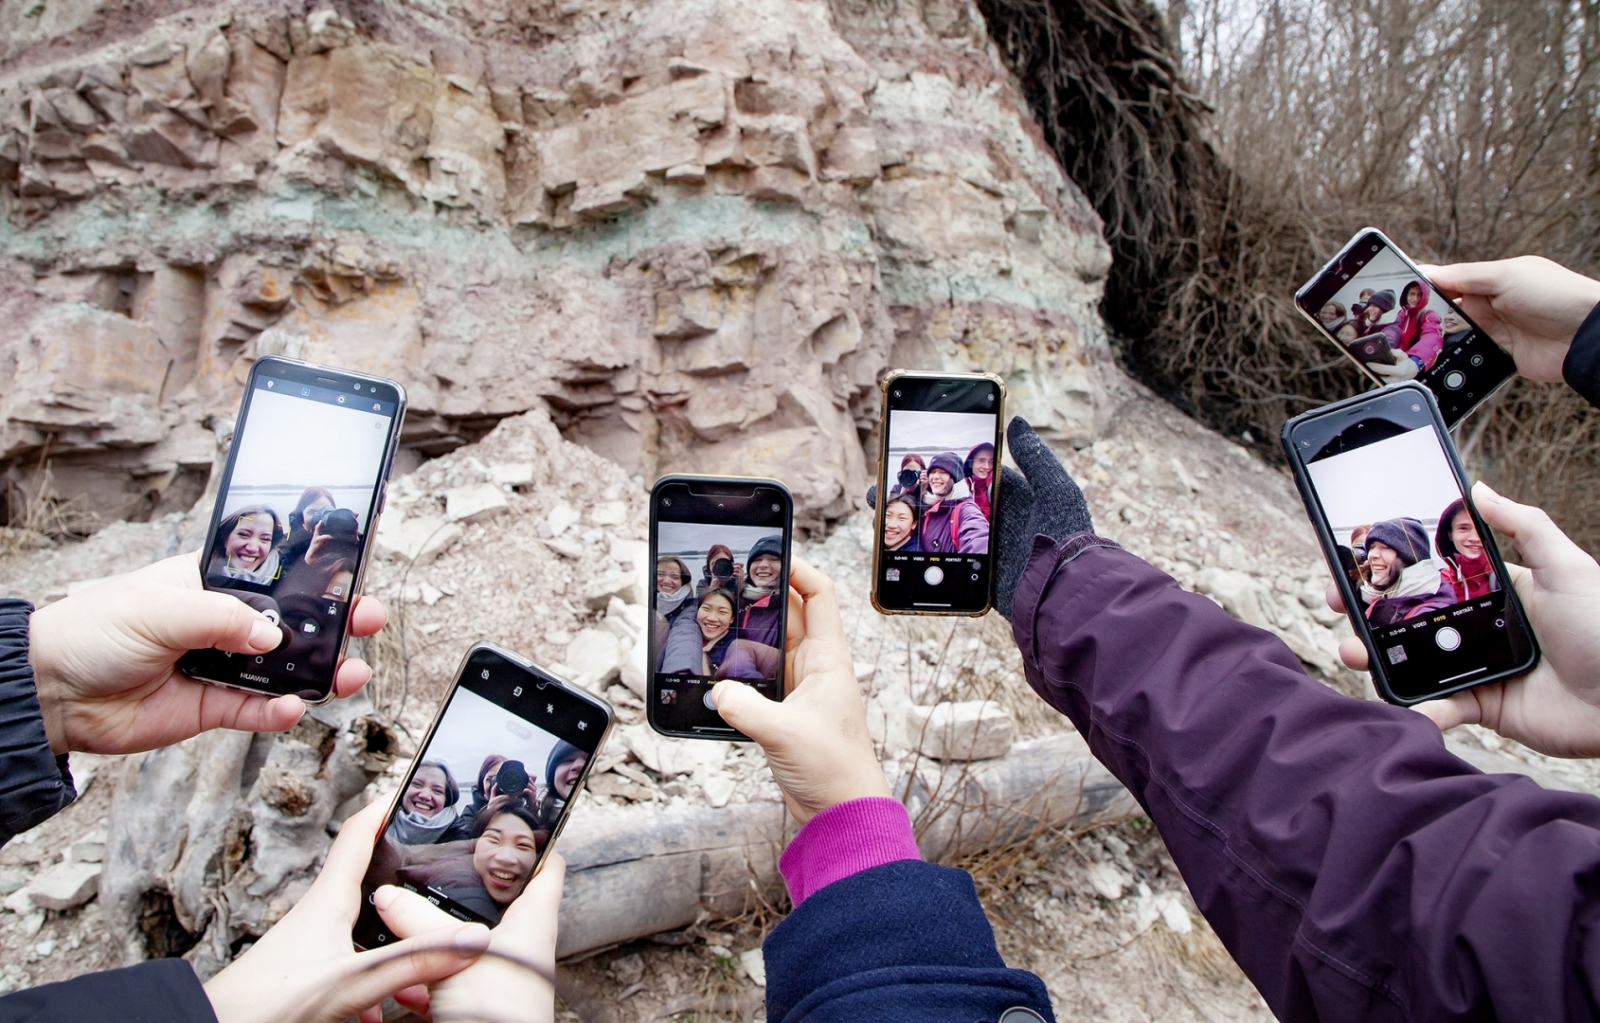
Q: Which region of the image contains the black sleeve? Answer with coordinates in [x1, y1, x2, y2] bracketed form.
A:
[0, 960, 217, 1023]
[761, 860, 1056, 1023]
[1563, 300, 1600, 408]
[0, 600, 75, 849]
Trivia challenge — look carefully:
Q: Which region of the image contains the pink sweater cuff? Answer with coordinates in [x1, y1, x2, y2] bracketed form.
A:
[778, 796, 922, 906]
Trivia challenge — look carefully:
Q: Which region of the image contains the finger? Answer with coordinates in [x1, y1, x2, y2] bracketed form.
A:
[1413, 690, 1479, 733]
[1418, 261, 1505, 298]
[711, 680, 788, 748]
[334, 657, 373, 699]
[134, 586, 282, 655]
[1325, 583, 1347, 614]
[311, 797, 393, 897]
[1006, 416, 1070, 492]
[502, 851, 566, 938]
[358, 1006, 383, 1023]
[375, 885, 471, 940]
[335, 924, 491, 1013]
[865, 484, 877, 511]
[191, 686, 306, 736]
[1473, 482, 1591, 577]
[1338, 636, 1368, 671]
[392, 985, 431, 1018]
[349, 596, 388, 638]
[787, 560, 847, 647]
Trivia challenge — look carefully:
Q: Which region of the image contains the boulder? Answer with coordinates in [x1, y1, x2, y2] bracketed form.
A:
[583, 570, 639, 610]
[564, 628, 621, 690]
[490, 463, 534, 488]
[374, 515, 462, 566]
[907, 701, 1014, 762]
[444, 482, 509, 523]
[27, 860, 103, 911]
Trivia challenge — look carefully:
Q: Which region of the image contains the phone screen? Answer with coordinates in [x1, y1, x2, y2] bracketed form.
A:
[648, 477, 791, 739]
[353, 646, 609, 946]
[178, 358, 402, 700]
[1297, 230, 1516, 425]
[874, 374, 1003, 614]
[1288, 388, 1535, 702]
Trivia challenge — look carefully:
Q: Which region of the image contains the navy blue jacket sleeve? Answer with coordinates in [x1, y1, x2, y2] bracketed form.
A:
[762, 860, 1055, 1023]
[1013, 535, 1600, 1022]
[0, 600, 74, 849]
[0, 960, 216, 1023]
[1564, 300, 1600, 408]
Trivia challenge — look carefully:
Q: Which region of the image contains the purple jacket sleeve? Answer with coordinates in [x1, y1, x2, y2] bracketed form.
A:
[958, 500, 990, 555]
[1012, 534, 1600, 1022]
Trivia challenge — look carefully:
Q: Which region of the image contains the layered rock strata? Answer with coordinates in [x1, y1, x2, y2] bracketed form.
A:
[0, 0, 1112, 529]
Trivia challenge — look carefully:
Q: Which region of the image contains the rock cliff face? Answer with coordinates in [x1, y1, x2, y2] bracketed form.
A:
[0, 0, 1112, 530]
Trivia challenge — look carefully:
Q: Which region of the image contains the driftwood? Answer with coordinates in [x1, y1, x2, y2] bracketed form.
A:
[100, 692, 396, 977]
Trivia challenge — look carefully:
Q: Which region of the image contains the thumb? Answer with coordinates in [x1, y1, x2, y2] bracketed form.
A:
[1472, 482, 1586, 576]
[329, 924, 491, 1016]
[865, 484, 878, 511]
[711, 680, 788, 748]
[1413, 690, 1479, 733]
[134, 587, 282, 656]
[1416, 261, 1502, 298]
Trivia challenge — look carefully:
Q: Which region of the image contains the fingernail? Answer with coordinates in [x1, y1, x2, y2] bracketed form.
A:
[249, 619, 281, 651]
[373, 886, 398, 911]
[454, 923, 491, 956]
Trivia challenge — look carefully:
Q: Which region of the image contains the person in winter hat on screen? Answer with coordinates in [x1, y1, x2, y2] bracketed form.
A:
[1361, 517, 1455, 625]
[918, 452, 989, 555]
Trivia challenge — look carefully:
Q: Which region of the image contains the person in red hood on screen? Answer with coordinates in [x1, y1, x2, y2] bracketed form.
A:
[1372, 279, 1444, 380]
[1435, 498, 1500, 601]
[964, 442, 996, 522]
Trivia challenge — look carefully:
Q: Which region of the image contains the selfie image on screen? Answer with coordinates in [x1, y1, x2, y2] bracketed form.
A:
[654, 521, 786, 697]
[203, 376, 395, 687]
[1311, 243, 1512, 418]
[1305, 410, 1527, 698]
[360, 685, 589, 926]
[877, 406, 997, 610]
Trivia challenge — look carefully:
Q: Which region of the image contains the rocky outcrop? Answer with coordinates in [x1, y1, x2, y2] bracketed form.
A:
[0, 0, 1112, 529]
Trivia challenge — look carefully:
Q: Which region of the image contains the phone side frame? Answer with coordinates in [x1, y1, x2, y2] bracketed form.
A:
[183, 356, 408, 704]
[1293, 227, 1516, 426]
[353, 642, 614, 949]
[1278, 382, 1539, 705]
[868, 369, 1007, 618]
[644, 473, 794, 740]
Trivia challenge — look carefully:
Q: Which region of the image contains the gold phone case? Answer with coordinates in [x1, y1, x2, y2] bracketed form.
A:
[869, 369, 1006, 617]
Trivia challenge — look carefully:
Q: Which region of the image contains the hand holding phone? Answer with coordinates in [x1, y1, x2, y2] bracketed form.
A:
[1281, 384, 1538, 704]
[709, 559, 892, 824]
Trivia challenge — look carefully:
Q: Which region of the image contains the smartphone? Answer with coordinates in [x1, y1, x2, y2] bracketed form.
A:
[1281, 382, 1538, 705]
[871, 370, 1005, 616]
[176, 357, 405, 702]
[353, 644, 612, 946]
[1295, 228, 1516, 427]
[647, 475, 793, 741]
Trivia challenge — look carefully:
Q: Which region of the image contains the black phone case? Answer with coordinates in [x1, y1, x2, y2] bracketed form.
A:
[646, 474, 792, 741]
[1279, 382, 1539, 705]
[179, 356, 406, 703]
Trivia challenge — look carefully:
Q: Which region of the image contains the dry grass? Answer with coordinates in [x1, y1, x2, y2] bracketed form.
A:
[975, 0, 1600, 554]
[1, 454, 99, 550]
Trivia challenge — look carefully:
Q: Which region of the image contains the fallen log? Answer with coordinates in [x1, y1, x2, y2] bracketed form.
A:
[553, 731, 1135, 957]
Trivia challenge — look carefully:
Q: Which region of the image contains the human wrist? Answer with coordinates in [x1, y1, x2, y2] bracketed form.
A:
[24, 605, 71, 755]
[780, 796, 920, 905]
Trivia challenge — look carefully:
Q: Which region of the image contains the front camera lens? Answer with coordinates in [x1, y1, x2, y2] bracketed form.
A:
[662, 498, 672, 507]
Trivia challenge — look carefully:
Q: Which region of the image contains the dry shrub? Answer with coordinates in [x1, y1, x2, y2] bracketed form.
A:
[976, 0, 1600, 554]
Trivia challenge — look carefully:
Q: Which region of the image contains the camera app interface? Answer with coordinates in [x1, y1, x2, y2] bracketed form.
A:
[1305, 235, 1515, 423]
[357, 655, 603, 937]
[1299, 398, 1530, 700]
[878, 377, 1000, 612]
[198, 370, 396, 697]
[652, 490, 788, 734]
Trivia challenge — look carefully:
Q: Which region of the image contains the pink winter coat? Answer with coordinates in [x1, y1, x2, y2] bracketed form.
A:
[1383, 278, 1444, 370]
